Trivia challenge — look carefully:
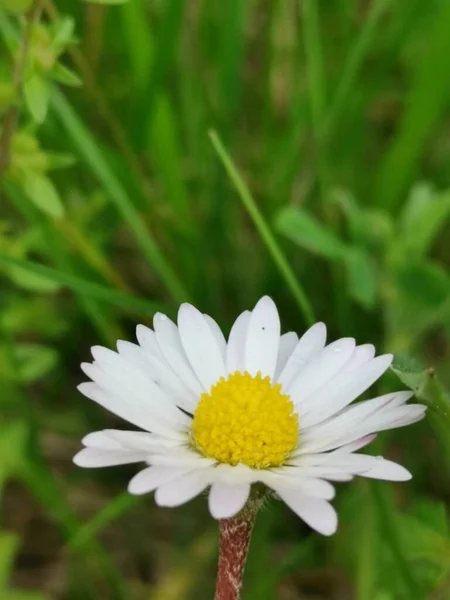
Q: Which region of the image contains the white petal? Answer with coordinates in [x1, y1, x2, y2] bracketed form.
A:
[245, 296, 280, 379]
[297, 391, 412, 453]
[274, 490, 338, 536]
[136, 324, 160, 356]
[73, 448, 146, 467]
[82, 429, 180, 451]
[117, 340, 197, 412]
[82, 356, 190, 430]
[271, 466, 355, 480]
[178, 304, 226, 391]
[289, 338, 355, 407]
[299, 401, 423, 456]
[128, 466, 192, 495]
[299, 354, 393, 428]
[274, 332, 298, 380]
[82, 431, 123, 450]
[344, 344, 375, 371]
[155, 469, 212, 507]
[333, 435, 377, 454]
[77, 382, 183, 438]
[96, 430, 182, 451]
[153, 313, 203, 396]
[204, 314, 227, 359]
[277, 322, 326, 388]
[361, 458, 412, 481]
[210, 463, 258, 485]
[208, 483, 251, 519]
[270, 471, 335, 500]
[226, 310, 250, 374]
[148, 453, 216, 467]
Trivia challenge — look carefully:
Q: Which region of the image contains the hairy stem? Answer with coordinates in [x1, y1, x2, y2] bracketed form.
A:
[214, 502, 260, 600]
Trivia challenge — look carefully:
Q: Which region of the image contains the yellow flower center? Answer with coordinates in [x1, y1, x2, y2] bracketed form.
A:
[191, 372, 299, 469]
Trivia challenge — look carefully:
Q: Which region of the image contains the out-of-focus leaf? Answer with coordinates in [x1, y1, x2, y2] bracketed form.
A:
[51, 63, 82, 87]
[276, 206, 348, 260]
[394, 262, 450, 309]
[7, 261, 62, 293]
[23, 73, 49, 124]
[398, 512, 450, 564]
[23, 173, 64, 218]
[345, 247, 377, 308]
[14, 343, 59, 383]
[410, 499, 449, 536]
[399, 183, 450, 258]
[50, 17, 76, 55]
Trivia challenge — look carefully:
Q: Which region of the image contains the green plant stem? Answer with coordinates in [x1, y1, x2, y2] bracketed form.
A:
[209, 130, 315, 325]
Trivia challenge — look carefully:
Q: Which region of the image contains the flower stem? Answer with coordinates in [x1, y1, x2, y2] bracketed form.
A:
[214, 503, 259, 600]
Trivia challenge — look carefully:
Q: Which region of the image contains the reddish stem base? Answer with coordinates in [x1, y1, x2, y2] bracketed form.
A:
[214, 506, 258, 600]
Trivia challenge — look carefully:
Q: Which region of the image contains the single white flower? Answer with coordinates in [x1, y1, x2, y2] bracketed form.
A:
[74, 296, 425, 536]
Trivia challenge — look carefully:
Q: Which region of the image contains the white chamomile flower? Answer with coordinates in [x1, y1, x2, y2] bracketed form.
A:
[74, 296, 425, 536]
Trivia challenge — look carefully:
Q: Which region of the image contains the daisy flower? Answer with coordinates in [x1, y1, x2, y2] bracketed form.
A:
[74, 296, 425, 536]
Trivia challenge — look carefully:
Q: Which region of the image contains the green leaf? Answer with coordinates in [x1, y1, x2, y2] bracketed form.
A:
[23, 73, 49, 124]
[7, 260, 62, 293]
[276, 206, 348, 260]
[50, 17, 76, 55]
[0, 254, 168, 317]
[14, 344, 59, 383]
[391, 356, 450, 424]
[345, 247, 378, 309]
[23, 173, 65, 218]
[394, 261, 450, 309]
[51, 63, 82, 87]
[399, 183, 450, 258]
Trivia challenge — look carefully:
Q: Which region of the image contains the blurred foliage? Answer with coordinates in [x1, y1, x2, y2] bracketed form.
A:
[1, 0, 450, 598]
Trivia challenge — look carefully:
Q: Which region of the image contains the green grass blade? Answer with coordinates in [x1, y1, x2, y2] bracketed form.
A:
[132, 0, 184, 147]
[119, 0, 153, 91]
[69, 493, 140, 550]
[209, 130, 315, 325]
[376, 0, 450, 211]
[300, 0, 326, 130]
[0, 254, 168, 317]
[49, 89, 189, 303]
[323, 0, 392, 141]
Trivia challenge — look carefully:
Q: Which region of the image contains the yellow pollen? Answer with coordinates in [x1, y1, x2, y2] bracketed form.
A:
[191, 371, 299, 469]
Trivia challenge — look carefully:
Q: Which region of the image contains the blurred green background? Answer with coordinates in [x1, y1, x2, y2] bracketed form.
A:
[1, 0, 450, 598]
